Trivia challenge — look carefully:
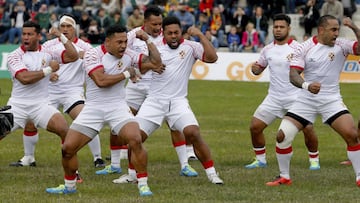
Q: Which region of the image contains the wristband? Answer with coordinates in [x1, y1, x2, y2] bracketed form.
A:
[146, 38, 152, 45]
[42, 66, 52, 76]
[302, 82, 309, 90]
[123, 71, 131, 79]
[60, 34, 68, 44]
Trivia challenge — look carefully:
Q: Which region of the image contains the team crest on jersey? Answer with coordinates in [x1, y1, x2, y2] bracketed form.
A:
[328, 52, 335, 61]
[286, 53, 293, 62]
[117, 60, 123, 69]
[179, 50, 186, 59]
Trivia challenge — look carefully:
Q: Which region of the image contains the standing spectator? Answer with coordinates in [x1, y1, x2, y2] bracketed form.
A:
[342, 0, 357, 18]
[172, 3, 195, 33]
[127, 6, 144, 30]
[0, 6, 11, 44]
[239, 22, 259, 52]
[227, 26, 241, 52]
[266, 16, 360, 187]
[231, 6, 249, 35]
[9, 0, 30, 44]
[209, 5, 227, 47]
[250, 6, 268, 47]
[320, 0, 343, 24]
[300, 0, 320, 36]
[95, 8, 111, 43]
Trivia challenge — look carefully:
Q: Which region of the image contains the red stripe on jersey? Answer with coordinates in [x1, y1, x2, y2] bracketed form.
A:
[101, 44, 107, 54]
[290, 65, 304, 71]
[88, 65, 104, 76]
[14, 68, 28, 77]
[173, 141, 186, 147]
[348, 144, 360, 151]
[276, 146, 292, 154]
[138, 53, 143, 71]
[353, 41, 358, 55]
[61, 50, 66, 63]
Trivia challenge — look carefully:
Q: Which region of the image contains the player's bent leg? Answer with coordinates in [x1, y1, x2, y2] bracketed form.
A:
[46, 113, 69, 142]
[302, 124, 320, 170]
[246, 117, 268, 169]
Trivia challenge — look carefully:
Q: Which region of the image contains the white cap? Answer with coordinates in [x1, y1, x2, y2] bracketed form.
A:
[59, 15, 76, 28]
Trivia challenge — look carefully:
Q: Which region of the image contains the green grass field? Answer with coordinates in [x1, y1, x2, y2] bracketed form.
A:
[0, 79, 360, 203]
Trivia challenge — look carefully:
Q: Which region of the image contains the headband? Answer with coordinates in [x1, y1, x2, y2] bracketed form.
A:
[59, 16, 76, 28]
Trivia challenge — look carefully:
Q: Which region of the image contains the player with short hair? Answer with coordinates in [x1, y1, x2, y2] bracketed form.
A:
[97, 5, 198, 180]
[246, 13, 320, 170]
[46, 24, 163, 196]
[266, 15, 360, 186]
[10, 14, 106, 170]
[6, 20, 78, 169]
[121, 16, 223, 185]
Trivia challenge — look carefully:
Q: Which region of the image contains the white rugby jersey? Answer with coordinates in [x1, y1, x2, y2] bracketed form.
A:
[127, 26, 163, 81]
[148, 38, 204, 99]
[83, 44, 142, 104]
[290, 36, 356, 96]
[256, 38, 300, 98]
[43, 38, 92, 94]
[7, 45, 62, 101]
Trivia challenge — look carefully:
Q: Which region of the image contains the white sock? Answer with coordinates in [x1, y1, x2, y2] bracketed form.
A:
[111, 149, 121, 168]
[308, 151, 319, 162]
[276, 146, 293, 180]
[254, 147, 266, 163]
[87, 135, 102, 161]
[347, 147, 360, 181]
[23, 132, 38, 157]
[174, 142, 188, 169]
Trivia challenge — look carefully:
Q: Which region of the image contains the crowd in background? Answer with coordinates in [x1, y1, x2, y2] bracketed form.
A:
[0, 0, 358, 52]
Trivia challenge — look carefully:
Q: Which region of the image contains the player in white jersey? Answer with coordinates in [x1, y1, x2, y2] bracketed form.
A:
[99, 5, 198, 181]
[134, 16, 223, 185]
[46, 24, 163, 196]
[11, 15, 105, 171]
[6, 21, 78, 168]
[266, 15, 360, 187]
[245, 14, 320, 170]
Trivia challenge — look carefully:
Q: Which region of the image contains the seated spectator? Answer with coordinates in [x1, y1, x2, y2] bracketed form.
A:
[320, 0, 343, 24]
[0, 6, 11, 44]
[300, 0, 320, 36]
[227, 26, 241, 52]
[79, 11, 92, 34]
[127, 6, 144, 30]
[196, 12, 209, 34]
[94, 8, 111, 43]
[34, 4, 50, 43]
[250, 6, 268, 47]
[205, 29, 219, 49]
[209, 5, 227, 47]
[109, 10, 126, 27]
[172, 3, 195, 33]
[87, 19, 101, 44]
[342, 0, 357, 18]
[9, 0, 30, 44]
[239, 22, 259, 53]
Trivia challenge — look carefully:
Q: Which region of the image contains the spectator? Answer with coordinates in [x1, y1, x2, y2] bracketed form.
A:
[209, 5, 227, 47]
[172, 3, 195, 33]
[9, 0, 30, 44]
[54, 0, 76, 16]
[196, 12, 209, 34]
[87, 19, 101, 44]
[49, 13, 59, 28]
[230, 6, 249, 35]
[109, 10, 126, 27]
[34, 4, 50, 43]
[82, 0, 101, 17]
[186, 0, 200, 21]
[342, 0, 357, 18]
[239, 22, 259, 53]
[199, 0, 214, 16]
[300, 0, 320, 35]
[320, 0, 343, 24]
[121, 0, 136, 21]
[205, 29, 219, 49]
[101, 0, 119, 15]
[0, 6, 11, 44]
[79, 11, 92, 34]
[127, 6, 144, 30]
[94, 8, 111, 43]
[227, 26, 241, 52]
[250, 6, 268, 47]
